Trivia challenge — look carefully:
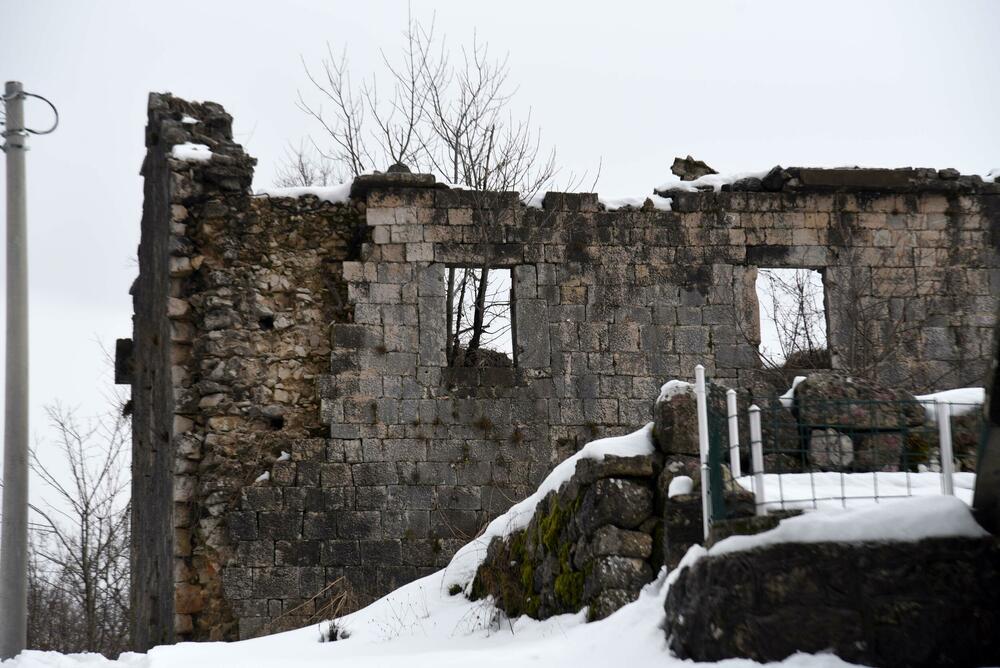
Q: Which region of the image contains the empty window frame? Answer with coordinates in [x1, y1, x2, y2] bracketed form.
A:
[444, 266, 515, 367]
[756, 267, 830, 369]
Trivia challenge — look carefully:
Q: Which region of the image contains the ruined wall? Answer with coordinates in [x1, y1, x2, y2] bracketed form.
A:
[127, 94, 1000, 644]
[129, 94, 366, 644]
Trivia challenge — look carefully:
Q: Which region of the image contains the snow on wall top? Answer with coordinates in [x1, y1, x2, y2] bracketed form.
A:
[655, 169, 770, 193]
[709, 495, 988, 557]
[255, 182, 353, 204]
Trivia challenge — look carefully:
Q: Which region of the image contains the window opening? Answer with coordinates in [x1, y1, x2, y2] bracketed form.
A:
[444, 266, 514, 367]
[756, 268, 830, 369]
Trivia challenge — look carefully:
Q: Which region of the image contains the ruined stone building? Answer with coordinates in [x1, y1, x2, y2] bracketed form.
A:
[118, 93, 1000, 647]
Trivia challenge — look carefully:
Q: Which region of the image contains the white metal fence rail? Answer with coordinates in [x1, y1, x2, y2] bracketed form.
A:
[692, 365, 976, 538]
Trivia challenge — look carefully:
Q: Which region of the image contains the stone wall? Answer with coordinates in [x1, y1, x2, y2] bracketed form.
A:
[129, 93, 366, 644]
[468, 387, 756, 623]
[470, 451, 662, 621]
[664, 535, 1000, 667]
[125, 93, 1000, 645]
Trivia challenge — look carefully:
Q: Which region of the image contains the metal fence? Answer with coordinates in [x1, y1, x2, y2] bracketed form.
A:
[693, 365, 984, 539]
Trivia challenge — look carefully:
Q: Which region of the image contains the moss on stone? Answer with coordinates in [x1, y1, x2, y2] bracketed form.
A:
[520, 562, 534, 591]
[554, 570, 585, 608]
[538, 496, 568, 552]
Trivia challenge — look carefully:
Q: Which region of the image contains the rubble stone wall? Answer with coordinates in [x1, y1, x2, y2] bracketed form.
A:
[127, 93, 1000, 644]
[664, 536, 1000, 667]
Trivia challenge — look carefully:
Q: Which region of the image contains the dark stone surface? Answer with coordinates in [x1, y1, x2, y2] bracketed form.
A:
[794, 372, 925, 430]
[664, 536, 1000, 668]
[761, 165, 791, 192]
[670, 155, 717, 181]
[585, 525, 653, 560]
[573, 454, 658, 485]
[730, 177, 763, 192]
[797, 167, 920, 190]
[576, 478, 653, 533]
[114, 338, 134, 385]
[974, 295, 1000, 533]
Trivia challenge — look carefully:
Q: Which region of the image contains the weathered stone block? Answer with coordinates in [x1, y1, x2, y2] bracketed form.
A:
[576, 478, 653, 534]
[258, 512, 301, 540]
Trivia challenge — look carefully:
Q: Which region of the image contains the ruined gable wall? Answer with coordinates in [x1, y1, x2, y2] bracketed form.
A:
[130, 94, 999, 645]
[130, 94, 366, 644]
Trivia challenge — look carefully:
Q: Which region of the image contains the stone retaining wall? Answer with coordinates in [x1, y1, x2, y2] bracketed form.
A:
[664, 536, 1000, 667]
[469, 388, 755, 621]
[470, 452, 661, 621]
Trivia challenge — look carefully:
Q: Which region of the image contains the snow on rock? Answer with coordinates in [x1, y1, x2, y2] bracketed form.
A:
[276, 451, 290, 462]
[667, 476, 694, 498]
[656, 169, 769, 193]
[915, 387, 984, 420]
[444, 423, 655, 590]
[170, 142, 213, 162]
[253, 471, 269, 483]
[710, 495, 987, 557]
[656, 379, 693, 404]
[181, 115, 200, 124]
[255, 182, 353, 204]
[778, 375, 807, 408]
[598, 194, 672, 211]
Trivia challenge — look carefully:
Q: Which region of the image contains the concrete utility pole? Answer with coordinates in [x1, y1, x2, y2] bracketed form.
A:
[0, 80, 29, 661]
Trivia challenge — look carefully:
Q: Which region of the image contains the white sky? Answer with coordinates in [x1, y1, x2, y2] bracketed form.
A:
[0, 0, 998, 509]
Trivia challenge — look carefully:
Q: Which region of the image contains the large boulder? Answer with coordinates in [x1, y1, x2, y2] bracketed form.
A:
[471, 454, 661, 622]
[793, 372, 925, 430]
[652, 383, 701, 456]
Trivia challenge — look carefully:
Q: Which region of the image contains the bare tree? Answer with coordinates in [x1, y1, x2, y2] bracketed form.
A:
[273, 140, 337, 188]
[291, 13, 567, 365]
[24, 401, 131, 657]
[757, 268, 828, 368]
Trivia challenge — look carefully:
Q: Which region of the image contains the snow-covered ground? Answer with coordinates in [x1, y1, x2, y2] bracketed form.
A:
[5, 417, 984, 668]
[1, 562, 864, 668]
[8, 498, 979, 668]
[738, 470, 977, 511]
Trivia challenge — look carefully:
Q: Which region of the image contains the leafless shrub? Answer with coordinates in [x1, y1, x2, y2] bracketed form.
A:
[274, 140, 338, 188]
[20, 399, 131, 657]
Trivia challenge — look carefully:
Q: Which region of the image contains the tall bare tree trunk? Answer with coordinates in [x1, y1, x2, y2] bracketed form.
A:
[445, 267, 456, 364]
[466, 264, 492, 355]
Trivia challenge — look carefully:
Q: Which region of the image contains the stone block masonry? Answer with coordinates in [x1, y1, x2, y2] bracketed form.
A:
[123, 93, 1000, 646]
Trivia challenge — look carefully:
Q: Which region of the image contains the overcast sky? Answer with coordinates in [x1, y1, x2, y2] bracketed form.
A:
[1, 0, 998, 507]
